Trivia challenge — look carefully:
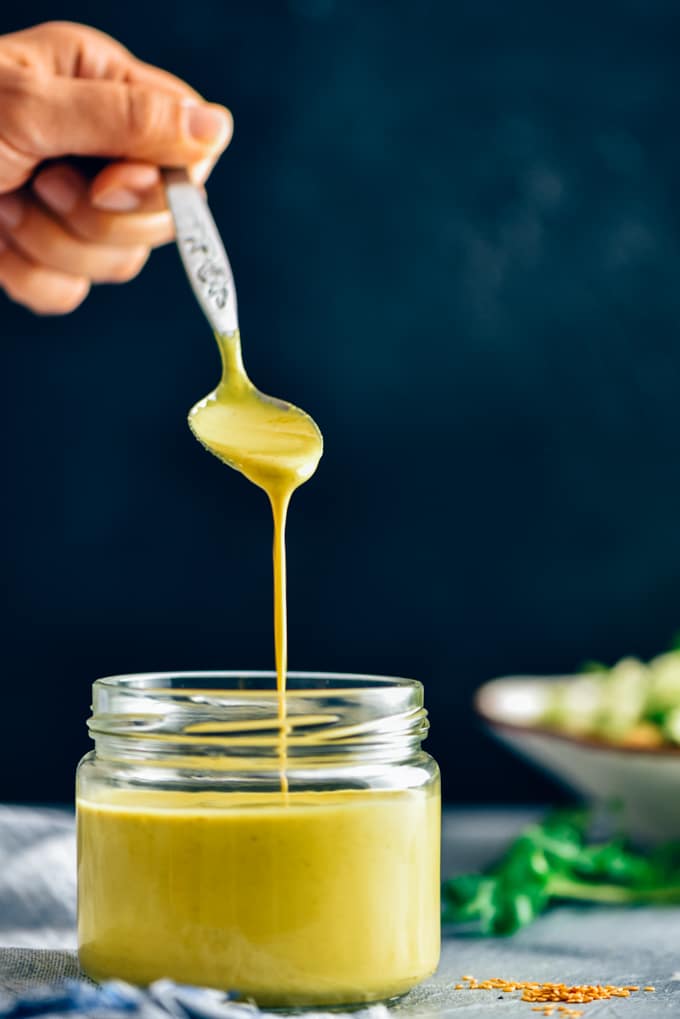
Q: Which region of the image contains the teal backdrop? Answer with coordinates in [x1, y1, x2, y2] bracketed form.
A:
[2, 1, 680, 801]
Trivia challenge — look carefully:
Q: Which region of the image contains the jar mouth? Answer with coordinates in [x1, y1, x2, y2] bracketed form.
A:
[88, 672, 428, 756]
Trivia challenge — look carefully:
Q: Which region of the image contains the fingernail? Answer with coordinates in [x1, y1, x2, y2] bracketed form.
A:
[92, 189, 141, 212]
[0, 193, 23, 229]
[33, 170, 80, 216]
[186, 103, 231, 145]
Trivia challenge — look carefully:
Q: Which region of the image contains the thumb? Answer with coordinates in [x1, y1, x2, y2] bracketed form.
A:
[0, 70, 232, 190]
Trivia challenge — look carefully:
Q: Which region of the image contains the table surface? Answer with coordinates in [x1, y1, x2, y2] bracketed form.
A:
[1, 805, 678, 1016]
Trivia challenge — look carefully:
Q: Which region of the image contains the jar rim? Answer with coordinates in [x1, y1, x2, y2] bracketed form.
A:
[94, 670, 420, 691]
[88, 671, 428, 757]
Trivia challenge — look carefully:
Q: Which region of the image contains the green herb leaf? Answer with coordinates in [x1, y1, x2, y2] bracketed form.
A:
[442, 808, 680, 936]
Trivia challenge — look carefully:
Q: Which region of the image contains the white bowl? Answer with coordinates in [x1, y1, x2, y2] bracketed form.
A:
[476, 675, 680, 843]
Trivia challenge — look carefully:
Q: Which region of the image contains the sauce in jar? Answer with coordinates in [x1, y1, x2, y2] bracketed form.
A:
[76, 672, 440, 1007]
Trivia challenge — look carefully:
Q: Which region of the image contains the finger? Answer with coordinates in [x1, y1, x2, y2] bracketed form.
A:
[0, 67, 232, 191]
[6, 22, 201, 100]
[0, 189, 150, 283]
[120, 56, 203, 102]
[89, 160, 209, 214]
[32, 163, 175, 248]
[89, 162, 165, 213]
[0, 238, 89, 315]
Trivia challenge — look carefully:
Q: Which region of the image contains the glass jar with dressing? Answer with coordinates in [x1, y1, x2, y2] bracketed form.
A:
[76, 672, 441, 1009]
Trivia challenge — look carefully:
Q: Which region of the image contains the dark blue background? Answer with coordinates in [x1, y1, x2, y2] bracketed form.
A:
[2, 1, 680, 802]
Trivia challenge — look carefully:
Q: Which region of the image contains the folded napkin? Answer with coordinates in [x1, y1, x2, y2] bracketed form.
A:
[0, 806, 76, 953]
[0, 979, 390, 1019]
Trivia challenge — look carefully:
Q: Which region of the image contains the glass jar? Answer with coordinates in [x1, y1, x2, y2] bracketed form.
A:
[76, 672, 440, 1008]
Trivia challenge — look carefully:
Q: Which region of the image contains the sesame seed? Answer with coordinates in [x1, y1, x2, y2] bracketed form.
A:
[452, 976, 649, 1006]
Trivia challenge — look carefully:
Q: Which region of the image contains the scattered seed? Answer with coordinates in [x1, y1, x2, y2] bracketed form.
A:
[453, 976, 651, 1006]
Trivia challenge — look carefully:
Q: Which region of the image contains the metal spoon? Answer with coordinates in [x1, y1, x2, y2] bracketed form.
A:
[162, 168, 323, 490]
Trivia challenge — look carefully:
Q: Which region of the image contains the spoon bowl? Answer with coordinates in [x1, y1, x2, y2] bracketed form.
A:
[187, 327, 322, 494]
[189, 378, 323, 492]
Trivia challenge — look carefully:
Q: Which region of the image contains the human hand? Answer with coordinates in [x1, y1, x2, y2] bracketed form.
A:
[0, 22, 232, 314]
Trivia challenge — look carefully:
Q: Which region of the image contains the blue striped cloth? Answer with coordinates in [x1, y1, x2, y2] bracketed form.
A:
[0, 979, 390, 1019]
[0, 980, 235, 1017]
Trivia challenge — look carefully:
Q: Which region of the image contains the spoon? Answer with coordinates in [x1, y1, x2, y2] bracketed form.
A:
[162, 168, 323, 495]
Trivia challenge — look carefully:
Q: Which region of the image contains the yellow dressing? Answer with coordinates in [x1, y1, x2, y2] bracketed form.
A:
[77, 785, 440, 1007]
[188, 329, 323, 725]
[188, 328, 322, 787]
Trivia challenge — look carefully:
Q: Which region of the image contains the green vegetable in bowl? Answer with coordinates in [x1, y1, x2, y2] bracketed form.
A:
[442, 809, 680, 935]
[540, 643, 680, 747]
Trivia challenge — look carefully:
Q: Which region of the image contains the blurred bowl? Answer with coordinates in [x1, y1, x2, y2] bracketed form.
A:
[475, 675, 680, 843]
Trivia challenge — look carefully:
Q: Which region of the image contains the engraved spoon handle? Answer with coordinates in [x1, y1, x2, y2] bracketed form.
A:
[163, 168, 239, 336]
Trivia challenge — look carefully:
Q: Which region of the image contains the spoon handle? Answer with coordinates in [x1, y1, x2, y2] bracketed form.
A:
[163, 168, 239, 336]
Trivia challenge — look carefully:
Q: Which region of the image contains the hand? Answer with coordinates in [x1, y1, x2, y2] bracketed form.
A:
[0, 22, 232, 314]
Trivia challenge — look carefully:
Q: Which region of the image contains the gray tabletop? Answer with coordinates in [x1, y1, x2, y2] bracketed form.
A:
[2, 805, 678, 1015]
